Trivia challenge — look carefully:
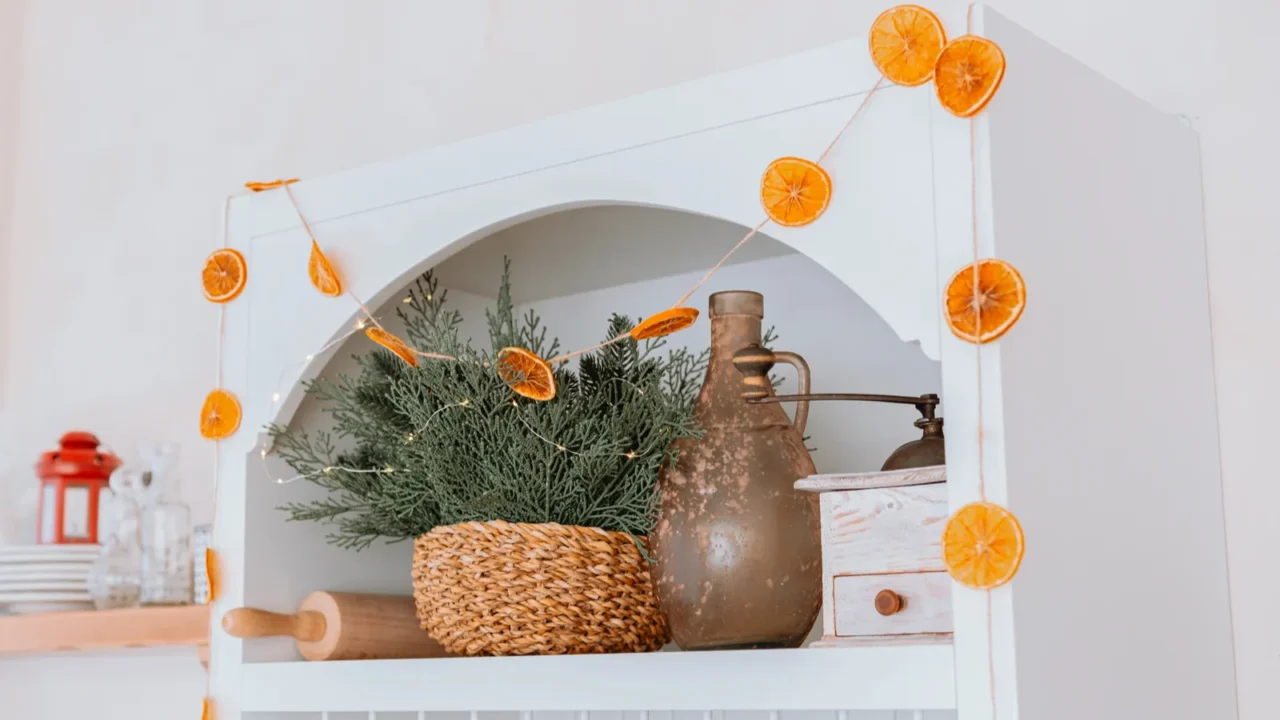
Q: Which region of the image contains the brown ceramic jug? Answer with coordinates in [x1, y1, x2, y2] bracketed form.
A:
[651, 291, 821, 650]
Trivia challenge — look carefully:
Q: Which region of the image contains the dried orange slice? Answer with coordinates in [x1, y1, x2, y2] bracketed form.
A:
[366, 327, 419, 367]
[760, 157, 832, 227]
[205, 547, 220, 604]
[497, 347, 557, 401]
[934, 35, 1006, 118]
[202, 249, 247, 304]
[869, 5, 947, 86]
[244, 178, 298, 192]
[308, 241, 343, 297]
[200, 389, 242, 440]
[944, 258, 1025, 344]
[631, 307, 699, 341]
[943, 501, 1025, 589]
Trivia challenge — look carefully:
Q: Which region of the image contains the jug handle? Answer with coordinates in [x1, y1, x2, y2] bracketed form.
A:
[772, 351, 811, 436]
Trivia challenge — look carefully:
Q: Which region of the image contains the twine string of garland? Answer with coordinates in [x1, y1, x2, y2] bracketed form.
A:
[962, 6, 1001, 718]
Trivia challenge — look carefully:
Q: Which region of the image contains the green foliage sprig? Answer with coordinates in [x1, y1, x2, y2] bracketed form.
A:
[269, 261, 708, 549]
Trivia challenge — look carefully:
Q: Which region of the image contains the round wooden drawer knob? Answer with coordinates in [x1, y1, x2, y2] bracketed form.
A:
[874, 589, 903, 616]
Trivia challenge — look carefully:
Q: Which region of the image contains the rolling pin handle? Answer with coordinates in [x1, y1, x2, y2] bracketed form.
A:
[222, 607, 327, 643]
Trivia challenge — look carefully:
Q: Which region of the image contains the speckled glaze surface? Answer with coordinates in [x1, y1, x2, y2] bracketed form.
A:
[651, 291, 821, 650]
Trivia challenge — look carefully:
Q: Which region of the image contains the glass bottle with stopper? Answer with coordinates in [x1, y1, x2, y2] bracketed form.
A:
[731, 344, 945, 471]
[138, 443, 193, 605]
[86, 464, 146, 609]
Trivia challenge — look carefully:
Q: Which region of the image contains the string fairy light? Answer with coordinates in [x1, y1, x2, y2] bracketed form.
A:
[410, 398, 474, 437]
[271, 463, 398, 486]
[258, 391, 646, 483]
[268, 313, 392, 407]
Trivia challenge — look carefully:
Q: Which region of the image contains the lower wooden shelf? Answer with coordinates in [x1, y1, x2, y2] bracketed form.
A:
[0, 605, 210, 655]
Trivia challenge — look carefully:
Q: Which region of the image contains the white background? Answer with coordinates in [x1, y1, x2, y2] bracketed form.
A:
[0, 1, 1272, 718]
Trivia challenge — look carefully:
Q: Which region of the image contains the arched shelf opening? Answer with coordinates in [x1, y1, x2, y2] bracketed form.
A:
[275, 204, 941, 481]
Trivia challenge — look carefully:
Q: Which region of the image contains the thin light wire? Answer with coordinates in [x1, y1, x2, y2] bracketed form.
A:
[512, 405, 583, 456]
[270, 460, 397, 486]
[269, 316, 384, 406]
[412, 399, 473, 435]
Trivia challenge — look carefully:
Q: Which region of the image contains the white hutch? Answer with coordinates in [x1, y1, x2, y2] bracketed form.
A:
[208, 3, 1236, 719]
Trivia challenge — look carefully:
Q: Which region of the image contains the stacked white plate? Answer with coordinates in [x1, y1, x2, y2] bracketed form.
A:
[0, 544, 99, 614]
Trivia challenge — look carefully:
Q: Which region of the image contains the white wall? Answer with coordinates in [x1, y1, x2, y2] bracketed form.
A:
[0, 1, 1274, 718]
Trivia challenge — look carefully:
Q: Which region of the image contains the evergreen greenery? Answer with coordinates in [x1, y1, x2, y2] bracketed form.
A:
[268, 261, 709, 549]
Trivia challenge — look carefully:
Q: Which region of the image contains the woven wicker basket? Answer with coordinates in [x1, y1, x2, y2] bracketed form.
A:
[412, 520, 670, 656]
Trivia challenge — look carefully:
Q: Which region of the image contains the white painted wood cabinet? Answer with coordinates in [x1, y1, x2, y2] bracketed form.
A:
[208, 4, 1236, 719]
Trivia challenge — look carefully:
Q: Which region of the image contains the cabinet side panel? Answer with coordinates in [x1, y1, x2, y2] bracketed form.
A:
[984, 9, 1236, 720]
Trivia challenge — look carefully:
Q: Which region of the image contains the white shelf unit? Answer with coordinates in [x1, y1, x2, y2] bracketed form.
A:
[210, 3, 1236, 719]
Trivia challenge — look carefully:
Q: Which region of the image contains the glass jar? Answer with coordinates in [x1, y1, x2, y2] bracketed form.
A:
[138, 443, 193, 605]
[87, 466, 145, 609]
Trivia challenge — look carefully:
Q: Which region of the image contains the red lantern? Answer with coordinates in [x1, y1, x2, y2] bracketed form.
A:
[35, 432, 122, 545]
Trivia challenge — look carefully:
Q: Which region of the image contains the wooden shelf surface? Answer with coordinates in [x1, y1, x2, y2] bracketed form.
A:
[0, 605, 210, 655]
[239, 645, 956, 712]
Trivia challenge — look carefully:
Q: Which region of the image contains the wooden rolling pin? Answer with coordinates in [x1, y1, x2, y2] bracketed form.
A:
[221, 591, 450, 661]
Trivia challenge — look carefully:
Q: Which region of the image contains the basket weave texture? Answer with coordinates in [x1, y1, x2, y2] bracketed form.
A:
[412, 520, 670, 656]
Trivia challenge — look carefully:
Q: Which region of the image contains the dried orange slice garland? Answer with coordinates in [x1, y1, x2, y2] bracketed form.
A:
[934, 35, 1006, 118]
[185, 13, 1018, 717]
[869, 4, 947, 86]
[366, 327, 419, 367]
[308, 241, 343, 297]
[760, 157, 833, 227]
[631, 307, 700, 341]
[202, 249, 247, 304]
[944, 258, 1026, 344]
[943, 501, 1025, 589]
[199, 389, 242, 440]
[497, 347, 557, 401]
